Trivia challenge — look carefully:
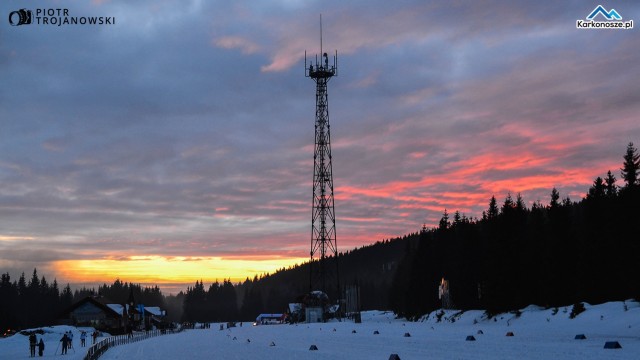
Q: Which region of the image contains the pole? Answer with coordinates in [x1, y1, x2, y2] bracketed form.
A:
[320, 14, 323, 56]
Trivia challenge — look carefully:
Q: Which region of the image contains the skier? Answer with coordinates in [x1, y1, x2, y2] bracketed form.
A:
[92, 330, 98, 344]
[29, 333, 37, 357]
[67, 330, 74, 349]
[80, 331, 86, 347]
[59, 333, 70, 355]
[38, 338, 45, 357]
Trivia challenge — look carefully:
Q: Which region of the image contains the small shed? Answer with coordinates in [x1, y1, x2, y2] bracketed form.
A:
[305, 307, 323, 323]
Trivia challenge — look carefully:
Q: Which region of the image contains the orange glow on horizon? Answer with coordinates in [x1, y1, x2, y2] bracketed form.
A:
[53, 255, 308, 285]
[0, 235, 35, 241]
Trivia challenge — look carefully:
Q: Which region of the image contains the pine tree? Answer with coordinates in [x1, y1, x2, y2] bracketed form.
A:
[438, 209, 450, 230]
[588, 177, 605, 199]
[487, 196, 499, 220]
[17, 272, 27, 295]
[453, 211, 462, 226]
[501, 193, 515, 213]
[550, 188, 560, 208]
[621, 142, 640, 187]
[51, 279, 60, 299]
[60, 284, 73, 310]
[515, 193, 526, 211]
[28, 269, 40, 290]
[605, 171, 617, 197]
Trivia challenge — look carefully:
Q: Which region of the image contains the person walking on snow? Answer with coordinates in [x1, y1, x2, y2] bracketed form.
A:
[28, 333, 37, 357]
[38, 338, 45, 357]
[60, 333, 70, 355]
[80, 331, 86, 347]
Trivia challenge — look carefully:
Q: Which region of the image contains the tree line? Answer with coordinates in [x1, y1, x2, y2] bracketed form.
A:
[0, 272, 169, 331]
[0, 269, 73, 331]
[390, 142, 640, 318]
[182, 279, 238, 322]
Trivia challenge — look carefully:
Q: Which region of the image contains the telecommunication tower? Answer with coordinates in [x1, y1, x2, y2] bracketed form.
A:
[305, 17, 339, 298]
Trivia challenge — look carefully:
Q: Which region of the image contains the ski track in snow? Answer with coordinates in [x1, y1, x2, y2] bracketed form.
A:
[2, 301, 639, 359]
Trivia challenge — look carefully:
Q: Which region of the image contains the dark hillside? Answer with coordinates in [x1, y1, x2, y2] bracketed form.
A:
[234, 235, 413, 320]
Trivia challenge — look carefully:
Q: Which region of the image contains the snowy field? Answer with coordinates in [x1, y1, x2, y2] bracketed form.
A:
[2, 301, 639, 359]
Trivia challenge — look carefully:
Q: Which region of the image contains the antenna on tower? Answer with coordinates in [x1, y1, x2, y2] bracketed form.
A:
[305, 15, 337, 79]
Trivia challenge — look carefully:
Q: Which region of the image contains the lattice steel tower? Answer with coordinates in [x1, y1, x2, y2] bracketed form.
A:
[305, 21, 339, 297]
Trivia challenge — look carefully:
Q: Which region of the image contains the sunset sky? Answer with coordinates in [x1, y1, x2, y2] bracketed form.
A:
[1, 1, 639, 293]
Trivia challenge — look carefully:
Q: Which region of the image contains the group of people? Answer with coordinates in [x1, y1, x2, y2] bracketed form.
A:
[29, 329, 98, 356]
[27, 333, 44, 357]
[59, 331, 74, 355]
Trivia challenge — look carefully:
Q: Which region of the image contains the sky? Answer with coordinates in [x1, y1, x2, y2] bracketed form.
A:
[1, 0, 639, 293]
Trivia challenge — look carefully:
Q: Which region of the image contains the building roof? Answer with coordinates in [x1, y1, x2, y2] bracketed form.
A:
[106, 304, 129, 315]
[62, 296, 165, 319]
[60, 297, 122, 318]
[144, 307, 165, 317]
[256, 314, 284, 321]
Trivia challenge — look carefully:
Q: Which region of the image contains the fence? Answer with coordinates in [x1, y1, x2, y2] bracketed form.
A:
[83, 328, 183, 360]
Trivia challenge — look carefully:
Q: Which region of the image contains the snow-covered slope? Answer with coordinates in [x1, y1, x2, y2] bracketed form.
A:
[2, 301, 638, 359]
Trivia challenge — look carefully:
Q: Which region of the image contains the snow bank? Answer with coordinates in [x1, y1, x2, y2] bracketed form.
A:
[2, 301, 638, 359]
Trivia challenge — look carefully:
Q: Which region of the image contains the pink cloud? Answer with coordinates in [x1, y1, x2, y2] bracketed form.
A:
[214, 36, 260, 54]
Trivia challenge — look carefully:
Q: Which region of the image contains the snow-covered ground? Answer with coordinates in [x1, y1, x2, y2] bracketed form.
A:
[0, 325, 107, 359]
[2, 301, 639, 359]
